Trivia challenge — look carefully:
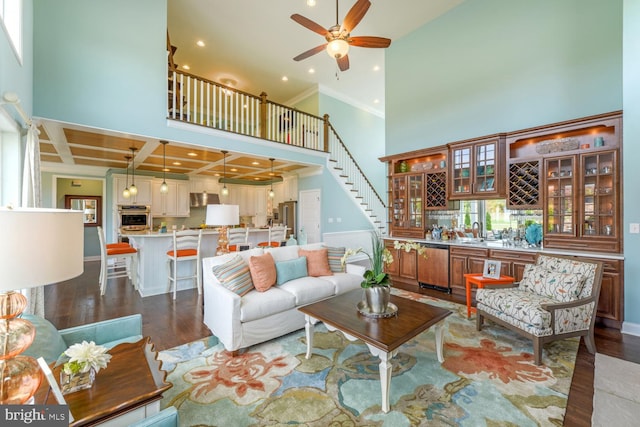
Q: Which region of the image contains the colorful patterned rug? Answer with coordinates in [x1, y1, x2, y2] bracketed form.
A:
[158, 289, 578, 426]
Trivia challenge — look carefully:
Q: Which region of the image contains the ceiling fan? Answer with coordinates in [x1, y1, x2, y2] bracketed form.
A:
[291, 0, 391, 72]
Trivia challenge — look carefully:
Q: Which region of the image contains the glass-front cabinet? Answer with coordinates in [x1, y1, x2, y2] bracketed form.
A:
[449, 135, 505, 199]
[545, 157, 575, 236]
[391, 173, 424, 238]
[582, 151, 617, 239]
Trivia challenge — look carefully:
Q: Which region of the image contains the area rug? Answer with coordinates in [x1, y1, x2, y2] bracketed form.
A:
[158, 289, 579, 426]
[592, 353, 640, 426]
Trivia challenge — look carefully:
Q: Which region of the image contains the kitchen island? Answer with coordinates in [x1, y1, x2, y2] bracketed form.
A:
[122, 228, 271, 297]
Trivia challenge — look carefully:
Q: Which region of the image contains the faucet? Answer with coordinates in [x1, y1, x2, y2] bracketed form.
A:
[472, 221, 483, 239]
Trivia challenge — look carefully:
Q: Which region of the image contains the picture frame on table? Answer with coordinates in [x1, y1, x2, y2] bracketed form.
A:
[482, 260, 501, 279]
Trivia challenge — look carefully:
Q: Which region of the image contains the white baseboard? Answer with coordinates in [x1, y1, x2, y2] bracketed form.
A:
[621, 321, 640, 337]
[84, 256, 100, 262]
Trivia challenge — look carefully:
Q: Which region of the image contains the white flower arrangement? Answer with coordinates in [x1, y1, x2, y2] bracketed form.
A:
[393, 240, 428, 258]
[62, 340, 112, 375]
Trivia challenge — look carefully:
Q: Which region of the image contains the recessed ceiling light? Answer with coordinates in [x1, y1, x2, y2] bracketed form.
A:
[251, 161, 260, 165]
[214, 173, 220, 177]
[187, 152, 197, 157]
[254, 177, 261, 181]
[269, 172, 275, 176]
[196, 40, 205, 47]
[307, 0, 316, 6]
[373, 65, 380, 71]
[163, 168, 170, 172]
[182, 65, 190, 70]
[373, 99, 380, 104]
[281, 76, 288, 82]
[308, 68, 315, 74]
[230, 168, 238, 172]
[172, 161, 181, 166]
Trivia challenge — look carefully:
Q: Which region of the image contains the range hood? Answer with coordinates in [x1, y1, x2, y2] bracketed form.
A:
[190, 193, 220, 207]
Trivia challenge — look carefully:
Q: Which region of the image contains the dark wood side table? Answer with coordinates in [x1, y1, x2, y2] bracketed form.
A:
[37, 337, 171, 427]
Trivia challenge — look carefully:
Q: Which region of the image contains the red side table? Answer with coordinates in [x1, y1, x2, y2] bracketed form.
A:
[464, 273, 515, 318]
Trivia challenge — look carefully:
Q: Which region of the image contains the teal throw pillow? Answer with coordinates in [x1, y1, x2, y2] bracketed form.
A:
[325, 246, 346, 273]
[276, 256, 308, 285]
[21, 313, 67, 364]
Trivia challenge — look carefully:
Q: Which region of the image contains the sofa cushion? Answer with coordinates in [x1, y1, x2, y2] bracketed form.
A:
[325, 246, 346, 273]
[211, 255, 254, 296]
[21, 314, 67, 364]
[476, 288, 557, 328]
[240, 287, 297, 322]
[275, 256, 308, 285]
[536, 255, 597, 299]
[320, 272, 363, 294]
[278, 276, 336, 305]
[249, 252, 277, 292]
[298, 248, 333, 277]
[265, 245, 300, 262]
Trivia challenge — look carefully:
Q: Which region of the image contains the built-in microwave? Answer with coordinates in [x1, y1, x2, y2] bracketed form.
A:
[118, 205, 151, 231]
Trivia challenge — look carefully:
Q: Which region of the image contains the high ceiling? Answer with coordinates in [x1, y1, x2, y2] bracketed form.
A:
[167, 0, 463, 116]
[37, 1, 464, 184]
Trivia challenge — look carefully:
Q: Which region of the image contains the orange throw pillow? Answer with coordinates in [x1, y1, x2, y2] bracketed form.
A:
[298, 248, 333, 277]
[248, 252, 277, 292]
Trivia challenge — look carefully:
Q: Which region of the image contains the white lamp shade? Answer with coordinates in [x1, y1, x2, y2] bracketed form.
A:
[0, 208, 84, 290]
[205, 204, 239, 226]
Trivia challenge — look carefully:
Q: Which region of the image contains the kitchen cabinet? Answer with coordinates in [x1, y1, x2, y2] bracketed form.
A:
[151, 179, 190, 217]
[506, 111, 622, 254]
[380, 149, 448, 239]
[190, 177, 220, 194]
[113, 175, 153, 206]
[384, 241, 417, 288]
[449, 134, 506, 199]
[585, 257, 623, 329]
[449, 246, 488, 296]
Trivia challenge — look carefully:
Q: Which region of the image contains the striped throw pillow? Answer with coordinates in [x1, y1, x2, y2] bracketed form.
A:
[325, 246, 346, 273]
[211, 255, 254, 296]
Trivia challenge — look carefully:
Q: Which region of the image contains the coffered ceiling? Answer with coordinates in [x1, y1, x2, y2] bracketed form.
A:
[37, 119, 313, 184]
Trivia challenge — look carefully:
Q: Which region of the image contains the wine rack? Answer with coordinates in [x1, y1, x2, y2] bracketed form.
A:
[425, 172, 447, 209]
[507, 160, 540, 208]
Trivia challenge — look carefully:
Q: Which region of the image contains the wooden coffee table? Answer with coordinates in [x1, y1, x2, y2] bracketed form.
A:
[298, 289, 451, 413]
[37, 337, 171, 426]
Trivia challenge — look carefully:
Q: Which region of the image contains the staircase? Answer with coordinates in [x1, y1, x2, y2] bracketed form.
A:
[166, 40, 387, 234]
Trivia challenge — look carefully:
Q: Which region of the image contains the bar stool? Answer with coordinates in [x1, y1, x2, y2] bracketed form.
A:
[97, 226, 138, 295]
[227, 227, 249, 252]
[257, 225, 286, 248]
[166, 229, 203, 300]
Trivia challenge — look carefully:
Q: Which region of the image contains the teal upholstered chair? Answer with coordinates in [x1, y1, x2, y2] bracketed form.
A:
[130, 407, 178, 427]
[21, 313, 144, 364]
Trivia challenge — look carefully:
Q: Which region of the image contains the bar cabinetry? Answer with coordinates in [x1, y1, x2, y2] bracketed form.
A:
[449, 134, 506, 199]
[449, 246, 488, 296]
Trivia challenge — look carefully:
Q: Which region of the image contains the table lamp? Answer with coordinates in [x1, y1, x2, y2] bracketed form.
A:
[0, 207, 84, 404]
[206, 204, 239, 255]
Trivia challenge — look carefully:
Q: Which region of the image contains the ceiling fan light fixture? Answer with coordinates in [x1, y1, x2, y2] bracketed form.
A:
[326, 38, 349, 59]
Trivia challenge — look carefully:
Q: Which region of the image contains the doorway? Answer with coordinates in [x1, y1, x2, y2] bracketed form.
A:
[299, 189, 321, 243]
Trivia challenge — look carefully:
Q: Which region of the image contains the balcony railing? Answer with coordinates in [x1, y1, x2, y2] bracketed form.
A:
[168, 69, 387, 232]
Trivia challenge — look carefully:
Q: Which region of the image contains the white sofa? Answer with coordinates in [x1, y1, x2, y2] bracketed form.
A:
[202, 243, 366, 352]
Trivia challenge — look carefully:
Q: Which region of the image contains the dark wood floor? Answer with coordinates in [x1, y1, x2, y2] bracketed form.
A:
[44, 260, 640, 427]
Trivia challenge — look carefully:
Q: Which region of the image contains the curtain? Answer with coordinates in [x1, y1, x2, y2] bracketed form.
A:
[21, 122, 45, 316]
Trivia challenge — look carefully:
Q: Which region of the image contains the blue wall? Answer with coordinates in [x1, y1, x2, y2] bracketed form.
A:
[386, 0, 622, 153]
[31, 0, 371, 236]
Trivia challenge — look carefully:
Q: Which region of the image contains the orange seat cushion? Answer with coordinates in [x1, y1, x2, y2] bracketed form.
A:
[107, 242, 131, 249]
[107, 247, 137, 255]
[228, 244, 237, 252]
[257, 242, 280, 248]
[167, 249, 198, 257]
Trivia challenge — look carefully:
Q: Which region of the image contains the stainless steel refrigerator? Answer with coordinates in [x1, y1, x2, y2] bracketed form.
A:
[278, 201, 296, 239]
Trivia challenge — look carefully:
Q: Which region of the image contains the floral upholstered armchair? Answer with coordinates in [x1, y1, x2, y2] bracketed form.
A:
[476, 253, 603, 365]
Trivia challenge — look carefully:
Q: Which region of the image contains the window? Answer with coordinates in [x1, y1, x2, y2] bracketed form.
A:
[0, 0, 23, 63]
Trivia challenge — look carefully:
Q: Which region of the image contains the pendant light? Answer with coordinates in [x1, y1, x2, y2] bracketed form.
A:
[268, 158, 275, 198]
[159, 141, 169, 194]
[129, 147, 138, 196]
[221, 150, 229, 197]
[122, 155, 131, 199]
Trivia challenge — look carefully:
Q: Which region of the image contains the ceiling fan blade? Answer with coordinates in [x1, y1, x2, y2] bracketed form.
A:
[337, 55, 350, 72]
[291, 14, 329, 37]
[293, 44, 327, 61]
[341, 0, 371, 34]
[349, 36, 391, 48]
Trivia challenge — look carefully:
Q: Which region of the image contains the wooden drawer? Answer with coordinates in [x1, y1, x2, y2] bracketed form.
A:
[543, 237, 620, 254]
